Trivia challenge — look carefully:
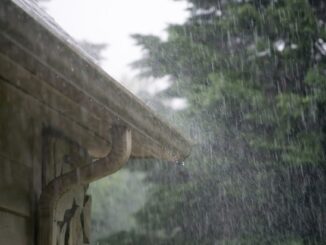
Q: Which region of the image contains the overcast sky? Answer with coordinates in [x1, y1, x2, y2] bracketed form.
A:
[41, 0, 189, 94]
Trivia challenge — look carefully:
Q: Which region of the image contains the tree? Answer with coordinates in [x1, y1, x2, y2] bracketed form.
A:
[35, 0, 108, 64]
[102, 0, 326, 244]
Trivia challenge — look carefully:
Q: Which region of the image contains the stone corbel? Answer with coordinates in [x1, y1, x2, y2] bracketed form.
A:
[38, 125, 132, 245]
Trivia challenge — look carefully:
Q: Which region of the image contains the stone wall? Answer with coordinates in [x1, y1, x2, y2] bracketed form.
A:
[0, 78, 40, 245]
[0, 71, 92, 245]
[0, 2, 190, 244]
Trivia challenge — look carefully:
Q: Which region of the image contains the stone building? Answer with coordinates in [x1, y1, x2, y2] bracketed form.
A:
[0, 0, 191, 244]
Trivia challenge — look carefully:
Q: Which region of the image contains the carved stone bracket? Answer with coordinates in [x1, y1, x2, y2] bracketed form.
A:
[55, 187, 91, 245]
[39, 126, 132, 245]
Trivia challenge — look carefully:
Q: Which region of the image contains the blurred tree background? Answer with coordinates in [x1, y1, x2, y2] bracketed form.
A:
[98, 0, 326, 244]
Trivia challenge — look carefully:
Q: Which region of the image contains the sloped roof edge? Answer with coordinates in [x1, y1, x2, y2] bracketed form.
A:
[0, 0, 191, 161]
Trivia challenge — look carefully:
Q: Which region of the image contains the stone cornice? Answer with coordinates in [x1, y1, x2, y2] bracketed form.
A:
[0, 0, 192, 161]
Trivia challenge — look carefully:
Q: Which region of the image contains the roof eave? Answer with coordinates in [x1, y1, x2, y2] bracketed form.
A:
[0, 0, 191, 161]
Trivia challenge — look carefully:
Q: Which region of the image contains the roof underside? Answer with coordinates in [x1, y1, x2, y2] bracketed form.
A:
[0, 0, 191, 161]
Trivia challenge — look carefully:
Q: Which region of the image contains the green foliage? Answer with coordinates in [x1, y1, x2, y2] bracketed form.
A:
[99, 0, 326, 244]
[90, 169, 151, 242]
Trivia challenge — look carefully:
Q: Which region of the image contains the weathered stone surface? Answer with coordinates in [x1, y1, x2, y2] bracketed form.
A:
[0, 155, 32, 217]
[0, 1, 191, 245]
[42, 130, 92, 186]
[0, 0, 191, 161]
[0, 54, 112, 158]
[0, 211, 32, 245]
[54, 186, 90, 245]
[41, 131, 92, 245]
[0, 80, 38, 168]
[81, 195, 92, 244]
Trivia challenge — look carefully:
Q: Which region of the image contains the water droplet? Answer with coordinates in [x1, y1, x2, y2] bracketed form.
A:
[176, 161, 185, 166]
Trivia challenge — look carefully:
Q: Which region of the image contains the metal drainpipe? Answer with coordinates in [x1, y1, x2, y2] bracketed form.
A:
[38, 126, 132, 245]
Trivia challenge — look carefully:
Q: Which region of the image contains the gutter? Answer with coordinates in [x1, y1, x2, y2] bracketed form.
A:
[38, 126, 132, 245]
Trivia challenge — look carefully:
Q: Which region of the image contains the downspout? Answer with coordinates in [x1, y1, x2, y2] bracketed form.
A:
[38, 126, 132, 245]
